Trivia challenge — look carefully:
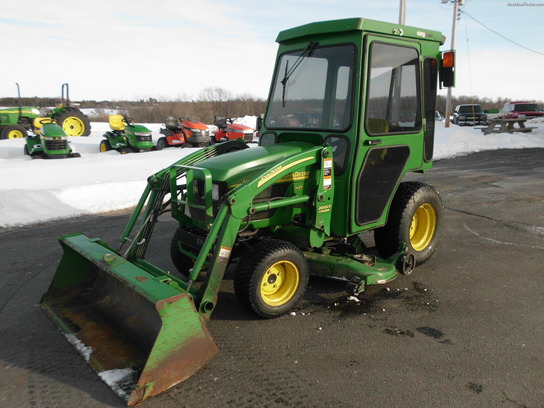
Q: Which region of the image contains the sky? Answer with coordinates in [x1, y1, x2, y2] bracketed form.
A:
[1, 117, 544, 229]
[1, 0, 543, 102]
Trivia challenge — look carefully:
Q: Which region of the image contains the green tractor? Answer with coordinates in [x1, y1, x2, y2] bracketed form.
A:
[24, 117, 81, 159]
[100, 114, 155, 154]
[41, 18, 454, 405]
[0, 83, 91, 139]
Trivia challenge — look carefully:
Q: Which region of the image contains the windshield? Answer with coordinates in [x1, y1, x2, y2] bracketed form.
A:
[459, 105, 483, 113]
[514, 104, 540, 112]
[265, 44, 356, 131]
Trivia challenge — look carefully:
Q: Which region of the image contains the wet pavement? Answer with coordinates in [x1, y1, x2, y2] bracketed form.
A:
[1, 148, 543, 408]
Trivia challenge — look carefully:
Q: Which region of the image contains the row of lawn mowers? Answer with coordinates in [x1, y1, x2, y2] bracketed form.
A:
[100, 114, 256, 154]
[23, 114, 256, 159]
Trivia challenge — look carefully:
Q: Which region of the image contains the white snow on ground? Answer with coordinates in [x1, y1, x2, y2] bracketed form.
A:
[1, 118, 543, 229]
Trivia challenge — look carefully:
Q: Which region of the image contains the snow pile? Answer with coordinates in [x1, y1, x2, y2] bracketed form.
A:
[0, 119, 543, 229]
[433, 120, 544, 159]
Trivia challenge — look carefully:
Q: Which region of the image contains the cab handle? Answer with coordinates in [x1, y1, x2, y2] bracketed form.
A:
[364, 139, 382, 146]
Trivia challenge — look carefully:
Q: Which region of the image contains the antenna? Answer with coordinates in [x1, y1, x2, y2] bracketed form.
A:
[399, 0, 406, 24]
[444, 0, 463, 128]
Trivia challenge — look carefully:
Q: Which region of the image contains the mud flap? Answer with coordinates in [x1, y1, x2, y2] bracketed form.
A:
[40, 233, 218, 406]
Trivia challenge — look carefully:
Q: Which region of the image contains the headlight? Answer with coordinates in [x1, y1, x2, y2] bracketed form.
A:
[42, 136, 67, 141]
[135, 132, 152, 137]
[211, 182, 227, 201]
[212, 183, 220, 200]
[184, 127, 201, 135]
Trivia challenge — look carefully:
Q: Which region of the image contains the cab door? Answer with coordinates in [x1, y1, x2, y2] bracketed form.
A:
[352, 36, 424, 231]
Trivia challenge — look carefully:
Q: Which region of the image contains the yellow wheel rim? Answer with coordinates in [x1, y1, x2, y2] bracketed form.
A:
[260, 260, 300, 307]
[409, 203, 437, 252]
[99, 142, 108, 152]
[8, 129, 24, 139]
[62, 117, 85, 136]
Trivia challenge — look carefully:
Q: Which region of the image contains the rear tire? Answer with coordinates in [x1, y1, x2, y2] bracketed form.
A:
[374, 182, 443, 265]
[52, 108, 91, 136]
[234, 239, 309, 319]
[1, 125, 27, 139]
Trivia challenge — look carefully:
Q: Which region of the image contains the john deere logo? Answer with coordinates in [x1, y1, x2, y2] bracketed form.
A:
[257, 158, 312, 188]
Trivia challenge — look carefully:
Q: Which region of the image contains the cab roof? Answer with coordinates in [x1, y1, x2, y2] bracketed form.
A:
[276, 18, 445, 45]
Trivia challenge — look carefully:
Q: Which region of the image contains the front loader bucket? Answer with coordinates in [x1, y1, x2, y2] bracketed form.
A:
[40, 233, 218, 406]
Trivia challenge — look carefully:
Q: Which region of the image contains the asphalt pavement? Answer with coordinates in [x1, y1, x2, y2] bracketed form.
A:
[1, 148, 543, 408]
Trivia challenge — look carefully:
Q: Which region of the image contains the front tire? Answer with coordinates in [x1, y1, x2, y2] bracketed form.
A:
[156, 137, 168, 150]
[99, 139, 112, 152]
[374, 182, 443, 265]
[170, 230, 206, 281]
[234, 239, 309, 319]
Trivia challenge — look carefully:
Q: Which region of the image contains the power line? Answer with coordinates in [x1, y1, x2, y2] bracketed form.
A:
[459, 9, 544, 56]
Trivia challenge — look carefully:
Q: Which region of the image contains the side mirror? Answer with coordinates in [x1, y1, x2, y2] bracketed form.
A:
[256, 113, 264, 132]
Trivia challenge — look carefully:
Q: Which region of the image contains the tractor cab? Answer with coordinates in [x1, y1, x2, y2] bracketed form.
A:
[259, 18, 447, 236]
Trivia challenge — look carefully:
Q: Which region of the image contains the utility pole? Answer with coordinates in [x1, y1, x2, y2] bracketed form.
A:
[399, 0, 406, 25]
[443, 0, 463, 127]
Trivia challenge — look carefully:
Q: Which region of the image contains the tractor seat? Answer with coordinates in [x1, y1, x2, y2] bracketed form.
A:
[109, 114, 126, 131]
[165, 116, 181, 131]
[33, 117, 54, 135]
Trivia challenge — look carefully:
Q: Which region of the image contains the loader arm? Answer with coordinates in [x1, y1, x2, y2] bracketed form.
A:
[170, 143, 335, 319]
[118, 141, 246, 261]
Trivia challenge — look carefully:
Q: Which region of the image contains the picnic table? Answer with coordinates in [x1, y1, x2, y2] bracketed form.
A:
[480, 118, 536, 135]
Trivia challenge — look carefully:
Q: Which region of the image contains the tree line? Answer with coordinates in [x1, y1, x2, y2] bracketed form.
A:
[1, 87, 542, 124]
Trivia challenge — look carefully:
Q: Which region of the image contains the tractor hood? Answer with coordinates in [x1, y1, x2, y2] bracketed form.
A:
[126, 124, 152, 134]
[200, 141, 314, 188]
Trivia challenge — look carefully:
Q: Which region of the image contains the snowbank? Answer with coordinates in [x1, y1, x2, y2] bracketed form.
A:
[1, 119, 543, 229]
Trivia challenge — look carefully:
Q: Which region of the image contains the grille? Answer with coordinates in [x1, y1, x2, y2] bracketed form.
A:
[45, 139, 67, 150]
[190, 182, 289, 224]
[136, 135, 152, 142]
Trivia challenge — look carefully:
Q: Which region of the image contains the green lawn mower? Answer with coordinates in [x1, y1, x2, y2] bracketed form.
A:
[24, 117, 81, 159]
[99, 114, 155, 154]
[41, 17, 455, 406]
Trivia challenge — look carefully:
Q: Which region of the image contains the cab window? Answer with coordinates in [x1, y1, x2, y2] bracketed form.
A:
[266, 44, 356, 131]
[365, 42, 421, 135]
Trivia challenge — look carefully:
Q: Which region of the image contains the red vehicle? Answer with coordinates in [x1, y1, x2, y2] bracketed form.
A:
[156, 116, 211, 149]
[498, 101, 544, 119]
[212, 115, 255, 143]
